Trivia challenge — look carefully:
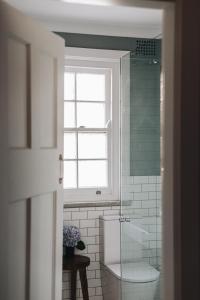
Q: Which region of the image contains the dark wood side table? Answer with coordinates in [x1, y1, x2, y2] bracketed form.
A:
[63, 255, 90, 300]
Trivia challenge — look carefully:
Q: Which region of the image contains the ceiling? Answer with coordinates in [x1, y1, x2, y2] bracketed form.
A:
[5, 0, 163, 38]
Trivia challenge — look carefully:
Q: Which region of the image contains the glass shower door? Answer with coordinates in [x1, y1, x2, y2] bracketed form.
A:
[120, 51, 162, 300]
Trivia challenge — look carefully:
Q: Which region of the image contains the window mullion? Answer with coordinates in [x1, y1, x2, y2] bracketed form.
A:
[64, 128, 108, 132]
[64, 128, 108, 133]
[76, 100, 106, 104]
[64, 158, 108, 160]
[75, 72, 79, 189]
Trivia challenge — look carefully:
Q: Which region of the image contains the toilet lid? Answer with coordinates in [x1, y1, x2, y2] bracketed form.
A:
[107, 262, 160, 283]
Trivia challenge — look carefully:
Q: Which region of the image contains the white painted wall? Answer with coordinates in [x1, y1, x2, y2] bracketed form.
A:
[5, 0, 162, 38]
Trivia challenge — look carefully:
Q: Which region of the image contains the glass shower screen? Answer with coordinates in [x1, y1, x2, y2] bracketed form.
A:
[120, 52, 162, 300]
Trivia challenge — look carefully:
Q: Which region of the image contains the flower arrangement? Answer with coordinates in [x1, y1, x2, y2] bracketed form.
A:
[63, 225, 85, 257]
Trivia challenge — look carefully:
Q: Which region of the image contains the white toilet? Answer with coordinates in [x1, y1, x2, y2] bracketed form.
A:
[99, 215, 160, 300]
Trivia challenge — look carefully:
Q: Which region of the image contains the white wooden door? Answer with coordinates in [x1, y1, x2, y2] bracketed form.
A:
[0, 2, 64, 300]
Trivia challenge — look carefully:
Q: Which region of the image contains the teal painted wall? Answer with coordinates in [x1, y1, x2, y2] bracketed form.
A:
[130, 57, 160, 176]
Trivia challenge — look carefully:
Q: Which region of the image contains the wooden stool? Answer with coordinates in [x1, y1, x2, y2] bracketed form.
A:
[63, 255, 90, 300]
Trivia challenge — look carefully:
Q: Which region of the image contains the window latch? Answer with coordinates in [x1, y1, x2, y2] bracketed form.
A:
[96, 190, 101, 195]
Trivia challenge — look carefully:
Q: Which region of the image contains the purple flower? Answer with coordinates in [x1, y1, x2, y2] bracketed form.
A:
[63, 225, 81, 247]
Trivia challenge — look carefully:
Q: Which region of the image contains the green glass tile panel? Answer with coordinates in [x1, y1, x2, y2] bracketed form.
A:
[130, 58, 161, 176]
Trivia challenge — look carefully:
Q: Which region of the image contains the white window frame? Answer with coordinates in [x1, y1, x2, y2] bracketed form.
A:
[64, 47, 127, 203]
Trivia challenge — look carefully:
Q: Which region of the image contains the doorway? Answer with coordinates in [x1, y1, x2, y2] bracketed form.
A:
[0, 2, 173, 299]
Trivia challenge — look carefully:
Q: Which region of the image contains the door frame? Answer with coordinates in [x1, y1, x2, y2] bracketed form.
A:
[2, 1, 198, 300]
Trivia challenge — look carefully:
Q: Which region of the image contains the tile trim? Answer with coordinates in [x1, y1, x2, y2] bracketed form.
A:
[64, 200, 120, 209]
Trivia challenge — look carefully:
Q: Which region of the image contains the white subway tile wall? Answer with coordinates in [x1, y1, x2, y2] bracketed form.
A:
[63, 205, 120, 300]
[62, 175, 162, 300]
[121, 175, 162, 269]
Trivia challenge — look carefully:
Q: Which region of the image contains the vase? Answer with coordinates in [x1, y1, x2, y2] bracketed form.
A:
[63, 246, 75, 258]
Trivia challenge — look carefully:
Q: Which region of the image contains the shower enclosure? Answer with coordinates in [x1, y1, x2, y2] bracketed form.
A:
[120, 44, 162, 300]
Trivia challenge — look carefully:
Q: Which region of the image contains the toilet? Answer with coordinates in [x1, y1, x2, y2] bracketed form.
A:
[99, 215, 160, 300]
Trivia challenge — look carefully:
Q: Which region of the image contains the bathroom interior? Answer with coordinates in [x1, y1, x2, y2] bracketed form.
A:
[62, 41, 162, 300]
[4, 1, 163, 300]
[60, 8, 162, 300]
[61, 34, 162, 300]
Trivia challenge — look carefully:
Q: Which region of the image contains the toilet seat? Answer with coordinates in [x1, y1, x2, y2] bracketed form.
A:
[106, 262, 160, 283]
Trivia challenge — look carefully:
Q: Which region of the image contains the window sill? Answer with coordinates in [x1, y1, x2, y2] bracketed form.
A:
[63, 200, 120, 209]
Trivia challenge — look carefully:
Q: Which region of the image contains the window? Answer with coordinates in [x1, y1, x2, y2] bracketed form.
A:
[64, 48, 121, 202]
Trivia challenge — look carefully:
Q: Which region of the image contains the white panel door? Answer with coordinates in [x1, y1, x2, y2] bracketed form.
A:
[0, 2, 64, 300]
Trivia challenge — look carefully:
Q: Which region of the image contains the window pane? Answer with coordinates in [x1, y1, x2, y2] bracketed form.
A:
[78, 133, 107, 159]
[64, 72, 75, 100]
[64, 161, 77, 189]
[77, 73, 105, 101]
[79, 160, 108, 188]
[64, 133, 76, 159]
[77, 102, 106, 128]
[64, 102, 75, 128]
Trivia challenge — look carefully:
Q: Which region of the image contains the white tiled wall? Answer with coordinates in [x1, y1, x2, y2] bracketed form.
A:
[62, 176, 162, 300]
[121, 175, 162, 268]
[63, 205, 120, 300]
